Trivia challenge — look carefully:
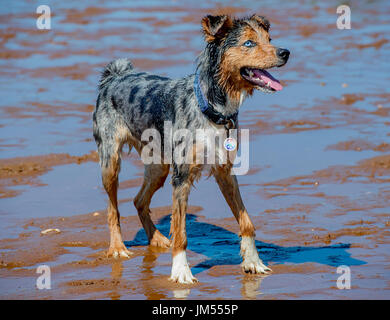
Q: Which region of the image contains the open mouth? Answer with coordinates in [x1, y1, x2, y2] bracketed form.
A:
[240, 67, 283, 92]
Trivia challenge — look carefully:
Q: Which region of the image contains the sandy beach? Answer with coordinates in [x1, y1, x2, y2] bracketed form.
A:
[0, 0, 389, 299]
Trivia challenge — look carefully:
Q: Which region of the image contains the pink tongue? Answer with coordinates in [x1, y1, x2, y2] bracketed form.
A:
[253, 69, 283, 91]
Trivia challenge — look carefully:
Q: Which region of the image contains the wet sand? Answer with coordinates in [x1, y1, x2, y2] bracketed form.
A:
[0, 1, 389, 299]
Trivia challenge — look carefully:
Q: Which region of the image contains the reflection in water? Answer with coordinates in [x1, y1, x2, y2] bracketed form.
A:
[241, 275, 266, 299]
[108, 247, 171, 300]
[141, 246, 191, 299]
[127, 214, 365, 272]
[141, 247, 169, 300]
[124, 213, 365, 299]
[110, 260, 123, 300]
[111, 260, 123, 279]
[172, 289, 191, 299]
[1, 0, 388, 301]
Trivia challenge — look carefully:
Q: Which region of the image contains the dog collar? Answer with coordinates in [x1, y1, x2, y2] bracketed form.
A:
[194, 70, 238, 130]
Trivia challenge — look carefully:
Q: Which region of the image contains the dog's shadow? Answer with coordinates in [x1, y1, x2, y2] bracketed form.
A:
[125, 214, 365, 275]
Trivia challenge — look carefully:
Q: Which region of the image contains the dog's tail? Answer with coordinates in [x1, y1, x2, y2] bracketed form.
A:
[99, 58, 134, 89]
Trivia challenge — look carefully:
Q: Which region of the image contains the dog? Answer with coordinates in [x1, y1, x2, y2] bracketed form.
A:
[93, 14, 290, 284]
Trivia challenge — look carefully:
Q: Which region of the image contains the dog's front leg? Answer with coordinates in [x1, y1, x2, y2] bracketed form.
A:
[168, 169, 198, 284]
[214, 166, 271, 274]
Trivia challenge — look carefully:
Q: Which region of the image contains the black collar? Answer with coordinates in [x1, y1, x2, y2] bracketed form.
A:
[194, 70, 238, 129]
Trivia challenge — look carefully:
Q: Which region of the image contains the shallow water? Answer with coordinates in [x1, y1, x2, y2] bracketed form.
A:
[0, 0, 389, 299]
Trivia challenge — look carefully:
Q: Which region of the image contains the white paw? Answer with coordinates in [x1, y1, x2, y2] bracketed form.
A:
[241, 260, 272, 274]
[240, 236, 272, 274]
[169, 251, 198, 284]
[108, 247, 133, 259]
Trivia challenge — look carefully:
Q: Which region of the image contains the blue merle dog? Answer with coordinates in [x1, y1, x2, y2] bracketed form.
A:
[93, 14, 289, 284]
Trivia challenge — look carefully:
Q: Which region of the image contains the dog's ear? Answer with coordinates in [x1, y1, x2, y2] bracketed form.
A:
[201, 15, 233, 43]
[250, 14, 270, 31]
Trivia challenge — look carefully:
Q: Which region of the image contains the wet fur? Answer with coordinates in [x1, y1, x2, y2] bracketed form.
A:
[93, 14, 288, 283]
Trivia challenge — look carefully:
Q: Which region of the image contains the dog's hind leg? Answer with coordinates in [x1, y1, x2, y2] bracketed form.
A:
[96, 122, 133, 259]
[101, 157, 133, 258]
[134, 164, 171, 248]
[213, 166, 271, 274]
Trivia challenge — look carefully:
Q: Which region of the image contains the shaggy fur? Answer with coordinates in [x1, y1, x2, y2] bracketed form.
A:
[93, 14, 289, 283]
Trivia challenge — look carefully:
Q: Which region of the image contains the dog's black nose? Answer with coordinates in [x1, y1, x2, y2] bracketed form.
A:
[276, 48, 290, 61]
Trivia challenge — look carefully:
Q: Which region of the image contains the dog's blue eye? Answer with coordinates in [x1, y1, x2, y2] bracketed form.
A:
[243, 40, 256, 47]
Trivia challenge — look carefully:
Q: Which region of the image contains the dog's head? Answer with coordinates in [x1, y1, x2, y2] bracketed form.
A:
[201, 14, 290, 100]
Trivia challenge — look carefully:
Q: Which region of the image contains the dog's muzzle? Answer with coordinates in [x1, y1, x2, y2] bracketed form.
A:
[276, 48, 290, 67]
